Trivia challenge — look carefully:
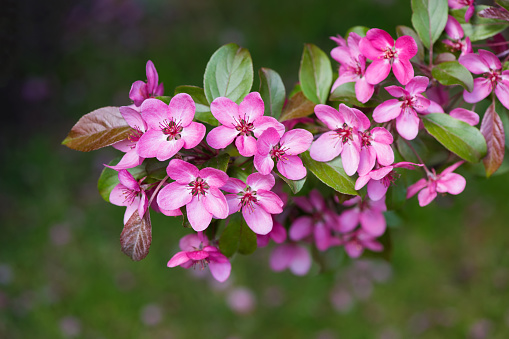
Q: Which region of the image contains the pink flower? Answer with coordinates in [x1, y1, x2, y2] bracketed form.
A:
[109, 106, 147, 170]
[309, 104, 370, 176]
[442, 16, 472, 56]
[449, 108, 479, 126]
[341, 229, 383, 259]
[407, 161, 466, 206]
[157, 159, 229, 231]
[137, 94, 206, 161]
[257, 222, 287, 247]
[206, 92, 285, 157]
[167, 233, 231, 282]
[459, 49, 509, 110]
[289, 190, 339, 251]
[254, 127, 313, 180]
[357, 127, 395, 176]
[373, 76, 431, 140]
[355, 162, 423, 201]
[331, 32, 375, 103]
[269, 243, 312, 276]
[129, 60, 164, 107]
[359, 28, 418, 85]
[448, 0, 475, 23]
[337, 196, 387, 237]
[222, 173, 284, 235]
[109, 169, 148, 224]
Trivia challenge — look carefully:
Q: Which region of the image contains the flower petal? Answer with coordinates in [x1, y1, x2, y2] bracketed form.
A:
[436, 173, 466, 195]
[395, 108, 420, 140]
[449, 108, 479, 126]
[239, 92, 264, 122]
[167, 159, 199, 183]
[289, 216, 313, 241]
[254, 153, 275, 175]
[277, 155, 307, 180]
[395, 35, 418, 60]
[181, 122, 206, 149]
[463, 77, 492, 103]
[406, 76, 429, 96]
[243, 204, 273, 235]
[140, 98, 170, 130]
[206, 126, 240, 149]
[167, 251, 191, 267]
[373, 99, 402, 123]
[247, 172, 275, 191]
[309, 131, 343, 162]
[253, 116, 285, 138]
[203, 188, 228, 219]
[187, 196, 213, 231]
[221, 178, 246, 194]
[459, 53, 490, 74]
[289, 245, 312, 276]
[280, 129, 313, 155]
[367, 179, 389, 201]
[392, 58, 414, 85]
[341, 142, 360, 176]
[168, 93, 195, 127]
[359, 208, 386, 236]
[355, 77, 375, 103]
[210, 97, 239, 126]
[209, 260, 231, 282]
[235, 135, 258, 157]
[365, 59, 391, 85]
[314, 104, 344, 130]
[199, 168, 229, 188]
[256, 190, 284, 214]
[157, 181, 192, 210]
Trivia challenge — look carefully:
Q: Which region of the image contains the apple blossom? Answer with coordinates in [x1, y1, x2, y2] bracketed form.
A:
[270, 243, 312, 276]
[337, 196, 387, 237]
[109, 169, 148, 224]
[129, 60, 164, 107]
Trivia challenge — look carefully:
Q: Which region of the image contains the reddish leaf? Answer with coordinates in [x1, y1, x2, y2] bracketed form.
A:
[479, 7, 509, 21]
[120, 210, 152, 261]
[62, 107, 131, 152]
[481, 104, 505, 177]
[279, 91, 316, 122]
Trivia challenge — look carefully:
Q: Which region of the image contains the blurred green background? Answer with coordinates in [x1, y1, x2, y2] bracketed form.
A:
[2, 0, 509, 338]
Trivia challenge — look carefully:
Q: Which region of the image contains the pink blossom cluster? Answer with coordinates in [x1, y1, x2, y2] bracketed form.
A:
[94, 4, 508, 282]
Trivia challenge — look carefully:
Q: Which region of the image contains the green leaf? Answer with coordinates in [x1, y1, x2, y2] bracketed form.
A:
[97, 158, 147, 202]
[62, 106, 131, 152]
[411, 0, 448, 49]
[279, 91, 316, 122]
[259, 68, 286, 119]
[154, 96, 172, 104]
[361, 228, 392, 262]
[396, 25, 425, 62]
[431, 61, 474, 92]
[300, 151, 358, 196]
[422, 113, 487, 162]
[200, 153, 230, 172]
[480, 104, 505, 177]
[276, 171, 306, 194]
[345, 26, 370, 37]
[329, 82, 377, 107]
[203, 43, 253, 104]
[219, 214, 257, 257]
[144, 158, 168, 180]
[174, 86, 217, 126]
[452, 6, 509, 41]
[299, 43, 333, 104]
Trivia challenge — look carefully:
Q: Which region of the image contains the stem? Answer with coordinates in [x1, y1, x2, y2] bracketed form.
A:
[473, 41, 509, 47]
[148, 175, 169, 206]
[403, 138, 431, 175]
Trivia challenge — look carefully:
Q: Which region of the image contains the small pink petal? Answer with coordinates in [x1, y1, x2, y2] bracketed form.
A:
[181, 122, 206, 149]
[338, 209, 359, 233]
[342, 142, 360, 176]
[289, 245, 312, 276]
[395, 109, 420, 140]
[120, 106, 147, 131]
[206, 126, 240, 149]
[309, 131, 343, 162]
[395, 35, 418, 60]
[436, 173, 466, 195]
[449, 108, 479, 125]
[366, 28, 394, 51]
[117, 169, 139, 191]
[209, 260, 231, 282]
[479, 49, 502, 70]
[351, 108, 371, 131]
[256, 128, 281, 155]
[345, 241, 364, 258]
[355, 77, 375, 103]
[445, 15, 463, 40]
[129, 80, 148, 106]
[459, 53, 490, 74]
[254, 153, 274, 175]
[277, 155, 307, 180]
[357, 147, 376, 177]
[157, 182, 192, 210]
[365, 59, 391, 85]
[385, 85, 407, 98]
[367, 179, 389, 201]
[247, 172, 275, 191]
[210, 97, 239, 126]
[199, 168, 229, 188]
[145, 60, 159, 94]
[221, 178, 246, 194]
[257, 190, 284, 214]
[168, 93, 195, 127]
[226, 195, 241, 215]
[243, 204, 273, 235]
[289, 216, 313, 241]
[167, 251, 191, 267]
[271, 223, 287, 243]
[108, 150, 144, 170]
[463, 78, 492, 103]
[280, 129, 313, 155]
[392, 58, 414, 85]
[314, 104, 344, 130]
[355, 173, 371, 190]
[140, 98, 170, 130]
[372, 142, 394, 166]
[359, 208, 386, 236]
[373, 99, 402, 123]
[187, 197, 213, 231]
[203, 188, 228, 219]
[235, 135, 258, 157]
[406, 76, 429, 96]
[270, 244, 293, 271]
[157, 137, 185, 161]
[495, 79, 509, 110]
[252, 116, 285, 138]
[417, 186, 437, 206]
[406, 178, 428, 198]
[239, 92, 264, 122]
[110, 184, 130, 207]
[167, 159, 199, 183]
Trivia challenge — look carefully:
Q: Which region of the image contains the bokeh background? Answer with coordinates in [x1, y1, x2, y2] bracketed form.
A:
[2, 0, 509, 338]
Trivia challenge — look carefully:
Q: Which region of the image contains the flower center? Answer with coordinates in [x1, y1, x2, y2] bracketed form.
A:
[239, 187, 258, 211]
[401, 95, 416, 110]
[161, 119, 183, 141]
[380, 170, 399, 188]
[235, 118, 255, 136]
[189, 177, 210, 196]
[487, 70, 501, 87]
[127, 127, 144, 146]
[122, 187, 140, 205]
[360, 131, 372, 148]
[270, 144, 288, 161]
[383, 47, 397, 60]
[335, 123, 354, 143]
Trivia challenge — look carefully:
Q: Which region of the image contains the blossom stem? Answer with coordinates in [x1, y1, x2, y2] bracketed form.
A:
[403, 139, 431, 175]
[148, 175, 169, 206]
